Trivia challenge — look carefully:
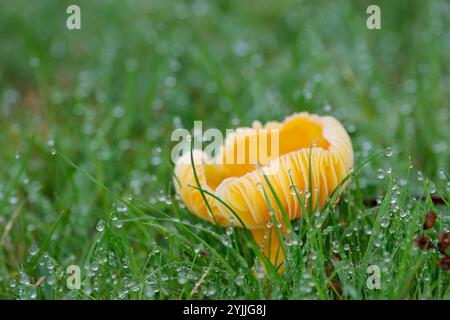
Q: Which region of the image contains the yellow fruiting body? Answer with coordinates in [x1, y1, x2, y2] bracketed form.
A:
[173, 112, 354, 268]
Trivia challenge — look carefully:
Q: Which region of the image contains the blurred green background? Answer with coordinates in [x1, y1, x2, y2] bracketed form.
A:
[0, 0, 449, 299]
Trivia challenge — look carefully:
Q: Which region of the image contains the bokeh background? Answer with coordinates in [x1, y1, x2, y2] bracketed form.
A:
[0, 0, 449, 299]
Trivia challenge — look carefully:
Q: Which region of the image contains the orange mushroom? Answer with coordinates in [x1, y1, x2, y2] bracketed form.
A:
[173, 112, 354, 269]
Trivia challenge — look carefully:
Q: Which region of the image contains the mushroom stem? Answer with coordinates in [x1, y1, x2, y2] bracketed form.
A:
[251, 227, 285, 272]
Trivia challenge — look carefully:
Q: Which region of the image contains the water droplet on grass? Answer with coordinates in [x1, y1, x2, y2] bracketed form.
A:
[144, 285, 155, 298]
[408, 156, 414, 169]
[377, 168, 385, 180]
[116, 203, 128, 214]
[384, 147, 393, 157]
[429, 182, 436, 194]
[417, 171, 423, 181]
[220, 235, 231, 247]
[287, 168, 294, 177]
[400, 209, 409, 218]
[380, 217, 390, 228]
[177, 273, 187, 285]
[96, 219, 105, 232]
[29, 244, 39, 256]
[324, 104, 333, 113]
[235, 273, 244, 286]
[304, 189, 311, 199]
[385, 165, 392, 175]
[46, 274, 56, 286]
[112, 217, 123, 229]
[376, 194, 383, 204]
[206, 287, 217, 297]
[285, 238, 298, 246]
[91, 262, 99, 272]
[289, 185, 301, 196]
[194, 244, 203, 254]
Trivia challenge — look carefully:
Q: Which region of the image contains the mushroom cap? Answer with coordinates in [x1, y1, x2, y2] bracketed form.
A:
[173, 112, 354, 229]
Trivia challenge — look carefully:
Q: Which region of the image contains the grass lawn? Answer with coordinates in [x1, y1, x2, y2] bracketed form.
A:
[0, 0, 449, 299]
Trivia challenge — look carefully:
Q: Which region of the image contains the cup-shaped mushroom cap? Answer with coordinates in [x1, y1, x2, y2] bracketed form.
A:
[173, 112, 354, 229]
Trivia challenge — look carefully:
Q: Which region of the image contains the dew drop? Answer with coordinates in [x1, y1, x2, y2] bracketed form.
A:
[28, 244, 39, 256]
[116, 203, 128, 214]
[46, 260, 55, 270]
[235, 273, 245, 286]
[177, 273, 187, 285]
[380, 217, 390, 228]
[194, 244, 203, 254]
[91, 262, 99, 272]
[385, 165, 392, 175]
[287, 168, 294, 178]
[285, 238, 298, 246]
[417, 171, 423, 181]
[377, 168, 385, 180]
[220, 234, 231, 247]
[289, 185, 301, 196]
[384, 147, 393, 157]
[96, 219, 106, 232]
[439, 168, 446, 180]
[144, 285, 155, 298]
[324, 104, 333, 113]
[376, 194, 383, 205]
[112, 215, 123, 229]
[206, 287, 217, 297]
[304, 189, 311, 199]
[429, 182, 436, 194]
[255, 263, 265, 280]
[400, 209, 409, 218]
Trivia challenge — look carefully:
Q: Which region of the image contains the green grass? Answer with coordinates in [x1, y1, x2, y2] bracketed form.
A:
[0, 0, 449, 299]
